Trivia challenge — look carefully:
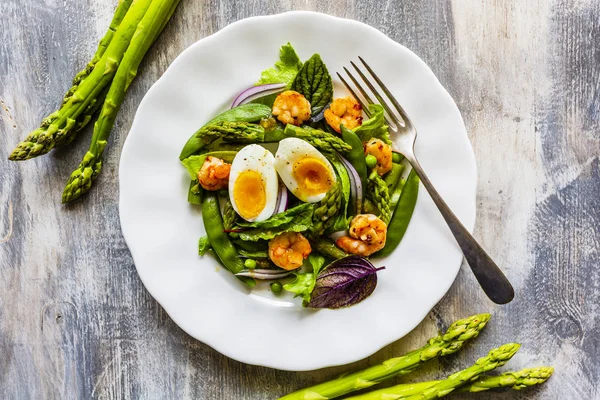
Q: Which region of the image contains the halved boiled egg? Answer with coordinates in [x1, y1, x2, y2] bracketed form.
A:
[274, 138, 337, 203]
[229, 145, 278, 222]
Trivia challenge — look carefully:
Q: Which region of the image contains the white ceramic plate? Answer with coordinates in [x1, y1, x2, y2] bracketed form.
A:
[119, 11, 476, 371]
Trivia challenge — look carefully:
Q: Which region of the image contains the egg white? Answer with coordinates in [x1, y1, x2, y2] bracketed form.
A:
[274, 137, 337, 203]
[228, 144, 278, 222]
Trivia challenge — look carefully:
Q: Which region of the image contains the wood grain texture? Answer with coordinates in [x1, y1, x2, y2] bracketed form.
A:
[1, 0, 598, 398]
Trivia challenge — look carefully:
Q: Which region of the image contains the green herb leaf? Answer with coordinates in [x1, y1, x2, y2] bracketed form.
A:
[308, 253, 327, 275]
[283, 272, 315, 303]
[291, 54, 333, 115]
[236, 205, 314, 241]
[283, 253, 328, 303]
[257, 43, 303, 86]
[237, 203, 313, 229]
[198, 236, 211, 256]
[354, 104, 392, 145]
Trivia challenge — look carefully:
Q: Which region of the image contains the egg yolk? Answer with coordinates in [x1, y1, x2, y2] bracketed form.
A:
[292, 157, 333, 196]
[233, 170, 267, 220]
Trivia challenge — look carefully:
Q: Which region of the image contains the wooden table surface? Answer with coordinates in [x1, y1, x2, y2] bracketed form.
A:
[1, 0, 599, 399]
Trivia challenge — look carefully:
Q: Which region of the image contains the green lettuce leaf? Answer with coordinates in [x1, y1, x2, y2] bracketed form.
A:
[257, 43, 303, 86]
[283, 254, 328, 303]
[237, 203, 313, 229]
[283, 272, 314, 303]
[354, 104, 392, 145]
[182, 157, 206, 180]
[291, 54, 333, 115]
[236, 205, 314, 241]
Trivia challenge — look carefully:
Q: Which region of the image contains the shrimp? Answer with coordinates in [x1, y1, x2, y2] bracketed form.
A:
[364, 138, 392, 176]
[268, 232, 312, 270]
[324, 96, 363, 133]
[336, 214, 387, 256]
[272, 90, 312, 126]
[198, 156, 231, 191]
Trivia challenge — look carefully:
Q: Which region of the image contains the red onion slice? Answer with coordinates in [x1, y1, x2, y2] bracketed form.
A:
[231, 83, 286, 108]
[273, 182, 289, 215]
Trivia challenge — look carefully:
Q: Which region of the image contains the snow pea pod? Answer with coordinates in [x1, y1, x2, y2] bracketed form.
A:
[384, 163, 405, 193]
[202, 191, 256, 287]
[187, 180, 202, 205]
[377, 169, 420, 257]
[341, 126, 367, 206]
[309, 236, 350, 260]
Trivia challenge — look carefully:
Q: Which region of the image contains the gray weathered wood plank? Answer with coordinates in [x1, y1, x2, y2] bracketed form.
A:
[1, 0, 599, 398]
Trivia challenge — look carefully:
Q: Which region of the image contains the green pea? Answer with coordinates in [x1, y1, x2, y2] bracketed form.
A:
[244, 259, 257, 269]
[392, 152, 402, 164]
[365, 154, 378, 169]
[270, 281, 283, 294]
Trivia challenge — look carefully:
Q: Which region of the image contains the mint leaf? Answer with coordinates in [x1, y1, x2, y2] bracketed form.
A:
[291, 54, 333, 115]
[354, 104, 392, 145]
[257, 43, 303, 86]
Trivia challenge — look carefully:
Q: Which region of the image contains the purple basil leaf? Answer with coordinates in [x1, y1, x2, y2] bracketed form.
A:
[308, 256, 384, 309]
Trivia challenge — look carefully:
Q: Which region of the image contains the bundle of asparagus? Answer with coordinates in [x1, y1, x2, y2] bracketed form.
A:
[279, 314, 553, 400]
[9, 0, 181, 203]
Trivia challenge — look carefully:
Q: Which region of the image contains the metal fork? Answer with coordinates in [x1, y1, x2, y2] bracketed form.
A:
[338, 57, 514, 304]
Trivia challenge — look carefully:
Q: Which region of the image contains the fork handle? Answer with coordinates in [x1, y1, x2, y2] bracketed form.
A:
[405, 156, 514, 304]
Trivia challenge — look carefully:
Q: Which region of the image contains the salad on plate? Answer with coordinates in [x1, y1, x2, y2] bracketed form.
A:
[179, 43, 419, 309]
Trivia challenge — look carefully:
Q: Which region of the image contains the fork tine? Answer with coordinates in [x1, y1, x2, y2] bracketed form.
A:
[350, 61, 401, 128]
[342, 66, 376, 107]
[336, 72, 372, 118]
[358, 56, 411, 125]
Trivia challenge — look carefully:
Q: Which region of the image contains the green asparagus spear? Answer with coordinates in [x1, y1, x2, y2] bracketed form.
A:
[59, 0, 176, 147]
[62, 0, 181, 202]
[279, 314, 491, 400]
[180, 104, 272, 160]
[61, 0, 134, 107]
[308, 236, 350, 259]
[9, 0, 152, 161]
[454, 366, 554, 393]
[270, 125, 352, 154]
[367, 170, 391, 224]
[222, 197, 237, 231]
[353, 367, 553, 398]
[401, 343, 521, 400]
[346, 345, 533, 400]
[310, 183, 342, 235]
